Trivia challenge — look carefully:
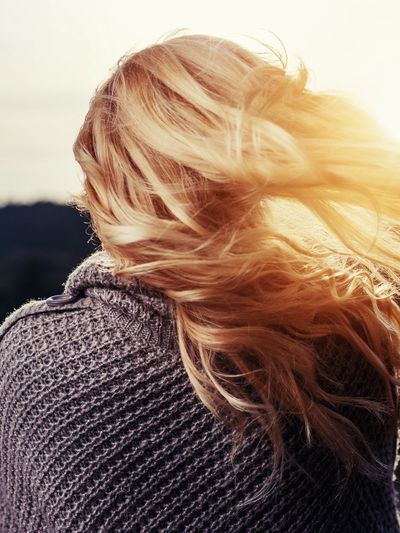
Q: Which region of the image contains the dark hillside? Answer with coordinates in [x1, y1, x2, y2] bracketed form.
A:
[0, 202, 99, 322]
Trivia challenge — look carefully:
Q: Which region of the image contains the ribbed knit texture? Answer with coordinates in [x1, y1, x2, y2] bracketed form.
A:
[1, 250, 400, 532]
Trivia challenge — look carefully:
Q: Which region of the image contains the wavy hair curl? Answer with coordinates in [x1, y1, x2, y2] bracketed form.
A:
[72, 31, 400, 505]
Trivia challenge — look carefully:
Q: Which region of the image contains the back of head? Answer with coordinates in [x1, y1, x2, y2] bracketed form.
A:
[72, 31, 400, 503]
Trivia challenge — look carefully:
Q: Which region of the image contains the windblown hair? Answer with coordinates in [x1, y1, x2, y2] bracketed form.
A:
[72, 31, 400, 505]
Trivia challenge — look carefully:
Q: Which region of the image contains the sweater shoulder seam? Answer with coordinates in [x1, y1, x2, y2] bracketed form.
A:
[0, 296, 96, 343]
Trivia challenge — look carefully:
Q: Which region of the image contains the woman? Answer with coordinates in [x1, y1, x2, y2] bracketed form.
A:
[1, 31, 400, 532]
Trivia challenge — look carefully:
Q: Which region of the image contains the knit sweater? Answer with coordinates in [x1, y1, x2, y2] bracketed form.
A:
[1, 250, 399, 533]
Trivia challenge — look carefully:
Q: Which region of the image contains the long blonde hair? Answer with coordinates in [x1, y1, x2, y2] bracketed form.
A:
[72, 31, 400, 504]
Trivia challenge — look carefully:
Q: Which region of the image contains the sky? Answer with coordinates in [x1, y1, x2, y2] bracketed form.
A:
[1, 0, 399, 204]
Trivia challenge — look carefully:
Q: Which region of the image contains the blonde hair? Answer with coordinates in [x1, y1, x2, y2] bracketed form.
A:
[72, 31, 400, 505]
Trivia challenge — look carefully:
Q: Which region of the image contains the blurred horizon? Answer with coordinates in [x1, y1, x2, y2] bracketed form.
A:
[1, 0, 400, 205]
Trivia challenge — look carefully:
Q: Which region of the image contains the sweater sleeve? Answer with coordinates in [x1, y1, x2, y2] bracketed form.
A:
[0, 301, 54, 532]
[0, 297, 159, 533]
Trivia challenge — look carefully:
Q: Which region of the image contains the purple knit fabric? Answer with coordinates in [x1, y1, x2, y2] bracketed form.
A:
[1, 250, 399, 532]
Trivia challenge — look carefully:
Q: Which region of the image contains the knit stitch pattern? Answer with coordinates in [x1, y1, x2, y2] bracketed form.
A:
[0, 251, 399, 532]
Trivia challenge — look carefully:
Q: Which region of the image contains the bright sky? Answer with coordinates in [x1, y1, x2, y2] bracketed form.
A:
[1, 0, 399, 204]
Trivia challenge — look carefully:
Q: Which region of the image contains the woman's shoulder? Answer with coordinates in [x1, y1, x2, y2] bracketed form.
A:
[0, 294, 123, 420]
[0, 252, 179, 401]
[0, 257, 182, 467]
[0, 291, 110, 369]
[1, 249, 176, 354]
[0, 308, 175, 388]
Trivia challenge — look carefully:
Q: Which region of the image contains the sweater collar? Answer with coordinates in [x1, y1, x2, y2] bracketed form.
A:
[63, 250, 176, 322]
